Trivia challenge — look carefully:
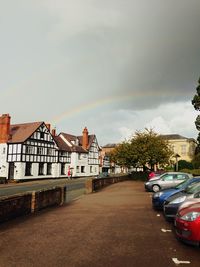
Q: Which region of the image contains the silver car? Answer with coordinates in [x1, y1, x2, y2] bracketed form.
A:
[144, 172, 192, 192]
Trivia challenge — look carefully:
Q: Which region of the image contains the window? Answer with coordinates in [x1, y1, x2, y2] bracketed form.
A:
[40, 132, 44, 139]
[37, 147, 44, 155]
[2, 147, 6, 154]
[176, 174, 186, 180]
[78, 154, 81, 160]
[25, 162, 32, 176]
[162, 174, 174, 181]
[47, 148, 52, 155]
[47, 163, 52, 175]
[76, 166, 80, 173]
[181, 145, 187, 156]
[81, 166, 85, 173]
[90, 166, 92, 173]
[38, 163, 44, 175]
[61, 163, 65, 175]
[26, 146, 33, 154]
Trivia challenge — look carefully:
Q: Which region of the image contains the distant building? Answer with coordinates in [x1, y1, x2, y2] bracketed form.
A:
[100, 143, 123, 174]
[161, 134, 197, 162]
[0, 114, 100, 181]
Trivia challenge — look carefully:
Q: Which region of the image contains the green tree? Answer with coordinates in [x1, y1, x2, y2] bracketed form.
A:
[109, 141, 137, 169]
[110, 129, 173, 170]
[130, 129, 173, 170]
[192, 77, 200, 153]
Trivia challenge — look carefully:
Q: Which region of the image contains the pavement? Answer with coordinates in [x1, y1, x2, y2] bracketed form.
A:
[0, 181, 199, 267]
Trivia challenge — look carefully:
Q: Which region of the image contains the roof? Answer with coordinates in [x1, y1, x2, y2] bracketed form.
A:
[60, 132, 97, 153]
[102, 143, 117, 148]
[160, 134, 188, 140]
[8, 122, 43, 143]
[77, 134, 96, 149]
[53, 136, 71, 152]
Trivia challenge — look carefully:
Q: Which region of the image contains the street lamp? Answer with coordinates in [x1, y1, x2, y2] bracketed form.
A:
[174, 153, 180, 171]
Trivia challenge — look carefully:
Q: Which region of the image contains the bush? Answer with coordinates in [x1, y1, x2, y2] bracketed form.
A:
[178, 160, 193, 170]
[179, 168, 200, 177]
[129, 171, 148, 181]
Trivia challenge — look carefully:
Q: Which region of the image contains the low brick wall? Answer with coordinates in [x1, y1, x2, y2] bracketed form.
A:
[92, 176, 129, 191]
[33, 187, 65, 212]
[0, 193, 32, 223]
[0, 176, 130, 223]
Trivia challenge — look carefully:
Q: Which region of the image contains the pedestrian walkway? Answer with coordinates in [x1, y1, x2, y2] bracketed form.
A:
[0, 181, 199, 267]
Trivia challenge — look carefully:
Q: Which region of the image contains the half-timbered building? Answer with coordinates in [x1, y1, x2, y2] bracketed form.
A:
[0, 114, 100, 181]
[59, 127, 100, 177]
[0, 114, 61, 181]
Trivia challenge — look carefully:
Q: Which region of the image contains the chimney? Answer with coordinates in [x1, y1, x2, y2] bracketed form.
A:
[52, 128, 56, 137]
[82, 127, 89, 149]
[0, 114, 11, 143]
[45, 123, 51, 132]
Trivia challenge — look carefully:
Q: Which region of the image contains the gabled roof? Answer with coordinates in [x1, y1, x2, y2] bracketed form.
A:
[8, 122, 43, 143]
[53, 136, 71, 152]
[60, 132, 98, 153]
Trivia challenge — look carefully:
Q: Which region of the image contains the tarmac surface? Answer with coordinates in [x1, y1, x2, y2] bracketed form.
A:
[0, 181, 199, 267]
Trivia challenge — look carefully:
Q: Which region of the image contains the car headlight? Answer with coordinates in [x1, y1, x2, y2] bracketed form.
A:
[145, 182, 150, 185]
[154, 192, 163, 197]
[170, 196, 186, 204]
[181, 212, 200, 221]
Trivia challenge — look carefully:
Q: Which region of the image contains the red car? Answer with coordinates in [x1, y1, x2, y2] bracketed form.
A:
[175, 200, 200, 246]
[148, 170, 165, 180]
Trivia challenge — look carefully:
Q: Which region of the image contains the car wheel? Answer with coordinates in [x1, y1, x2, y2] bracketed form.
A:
[152, 184, 160, 192]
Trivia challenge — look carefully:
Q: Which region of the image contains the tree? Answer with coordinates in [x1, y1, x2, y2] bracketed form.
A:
[109, 141, 137, 169]
[130, 129, 173, 170]
[110, 129, 173, 170]
[192, 77, 200, 153]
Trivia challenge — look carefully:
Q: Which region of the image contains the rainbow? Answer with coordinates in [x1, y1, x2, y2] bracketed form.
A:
[50, 89, 187, 125]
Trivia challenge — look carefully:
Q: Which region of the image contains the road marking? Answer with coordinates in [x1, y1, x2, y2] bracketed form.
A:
[161, 228, 172, 233]
[172, 258, 190, 265]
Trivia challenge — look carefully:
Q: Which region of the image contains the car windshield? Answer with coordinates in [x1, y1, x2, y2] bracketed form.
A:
[175, 179, 190, 189]
[185, 182, 200, 194]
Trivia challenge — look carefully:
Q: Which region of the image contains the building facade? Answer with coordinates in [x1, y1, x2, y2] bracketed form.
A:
[0, 114, 100, 181]
[161, 134, 197, 162]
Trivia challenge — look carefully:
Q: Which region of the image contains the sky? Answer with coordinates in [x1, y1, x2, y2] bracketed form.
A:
[1, 0, 200, 145]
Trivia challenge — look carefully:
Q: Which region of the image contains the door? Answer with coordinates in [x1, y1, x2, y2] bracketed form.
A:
[174, 174, 187, 186]
[159, 173, 175, 189]
[8, 162, 15, 180]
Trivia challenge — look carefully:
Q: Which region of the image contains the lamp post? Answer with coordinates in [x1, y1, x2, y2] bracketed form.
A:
[174, 153, 180, 171]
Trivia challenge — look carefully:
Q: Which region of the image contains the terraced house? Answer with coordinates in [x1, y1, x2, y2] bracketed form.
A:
[0, 114, 100, 182]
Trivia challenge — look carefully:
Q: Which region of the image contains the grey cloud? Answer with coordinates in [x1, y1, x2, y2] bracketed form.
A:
[0, 0, 200, 142]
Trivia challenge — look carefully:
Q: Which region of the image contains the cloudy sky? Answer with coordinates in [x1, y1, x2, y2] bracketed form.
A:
[1, 0, 200, 145]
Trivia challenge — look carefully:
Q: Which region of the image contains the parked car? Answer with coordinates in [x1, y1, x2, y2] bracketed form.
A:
[152, 177, 200, 210]
[147, 170, 165, 180]
[175, 200, 200, 246]
[144, 172, 192, 192]
[163, 181, 200, 221]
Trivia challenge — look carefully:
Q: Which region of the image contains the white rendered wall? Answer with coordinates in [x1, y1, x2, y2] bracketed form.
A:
[0, 144, 8, 178]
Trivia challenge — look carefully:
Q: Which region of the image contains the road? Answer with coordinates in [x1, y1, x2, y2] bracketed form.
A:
[0, 178, 87, 198]
[0, 181, 199, 267]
